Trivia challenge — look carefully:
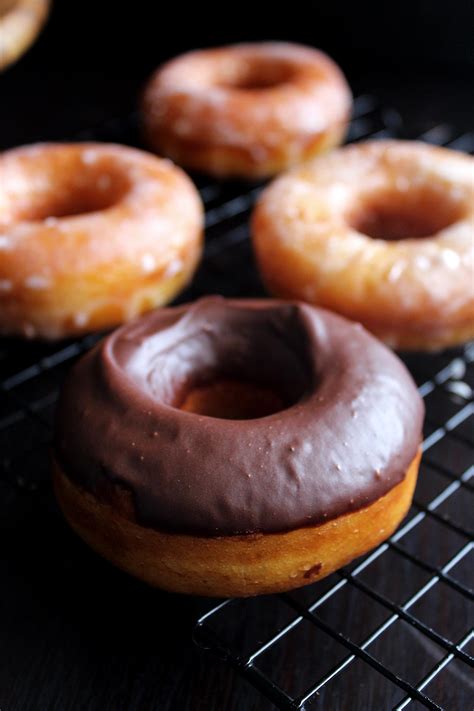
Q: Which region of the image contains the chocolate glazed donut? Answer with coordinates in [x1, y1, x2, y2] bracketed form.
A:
[53, 297, 424, 597]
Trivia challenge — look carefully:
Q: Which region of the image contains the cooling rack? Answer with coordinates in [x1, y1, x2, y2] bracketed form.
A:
[0, 95, 473, 711]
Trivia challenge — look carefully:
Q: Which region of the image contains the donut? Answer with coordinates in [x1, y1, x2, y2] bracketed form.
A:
[0, 143, 203, 339]
[252, 140, 474, 351]
[53, 297, 424, 597]
[142, 42, 352, 179]
[0, 0, 50, 71]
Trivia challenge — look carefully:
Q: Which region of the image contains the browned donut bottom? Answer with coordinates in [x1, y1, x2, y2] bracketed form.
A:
[53, 452, 420, 597]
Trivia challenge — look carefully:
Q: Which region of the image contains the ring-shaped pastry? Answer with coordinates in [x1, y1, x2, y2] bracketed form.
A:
[0, 142, 203, 339]
[252, 140, 474, 350]
[142, 42, 351, 178]
[54, 298, 423, 596]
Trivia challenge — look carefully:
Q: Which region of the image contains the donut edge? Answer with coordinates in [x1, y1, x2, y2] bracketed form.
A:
[52, 449, 420, 597]
[0, 0, 50, 72]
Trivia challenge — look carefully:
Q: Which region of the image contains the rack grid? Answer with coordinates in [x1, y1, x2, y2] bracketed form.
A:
[0, 95, 473, 711]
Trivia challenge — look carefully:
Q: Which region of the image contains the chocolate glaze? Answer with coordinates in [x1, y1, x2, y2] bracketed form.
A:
[55, 297, 424, 536]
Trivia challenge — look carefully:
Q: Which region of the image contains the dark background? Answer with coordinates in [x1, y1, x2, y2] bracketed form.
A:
[0, 0, 473, 149]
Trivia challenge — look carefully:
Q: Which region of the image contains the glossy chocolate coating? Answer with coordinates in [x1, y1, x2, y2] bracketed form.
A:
[55, 297, 424, 535]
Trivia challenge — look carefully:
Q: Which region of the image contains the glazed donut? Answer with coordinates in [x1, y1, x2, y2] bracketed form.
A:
[0, 143, 203, 339]
[252, 140, 474, 351]
[142, 42, 352, 179]
[53, 297, 424, 597]
[0, 0, 49, 71]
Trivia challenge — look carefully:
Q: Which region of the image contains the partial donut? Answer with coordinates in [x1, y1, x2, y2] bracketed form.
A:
[252, 140, 474, 351]
[0, 143, 203, 339]
[0, 0, 50, 71]
[54, 297, 424, 597]
[142, 42, 352, 179]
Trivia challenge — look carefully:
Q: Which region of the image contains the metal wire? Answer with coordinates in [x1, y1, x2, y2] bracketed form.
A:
[194, 351, 474, 708]
[1, 95, 473, 710]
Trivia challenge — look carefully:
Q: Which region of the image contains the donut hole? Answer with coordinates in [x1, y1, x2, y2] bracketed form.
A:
[173, 310, 314, 419]
[218, 59, 297, 91]
[16, 174, 128, 221]
[125, 303, 315, 420]
[349, 185, 464, 241]
[180, 379, 285, 419]
[3, 155, 131, 223]
[175, 364, 303, 420]
[172, 345, 310, 419]
[23, 182, 128, 221]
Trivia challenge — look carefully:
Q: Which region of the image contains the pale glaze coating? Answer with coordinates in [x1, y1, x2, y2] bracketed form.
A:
[0, 0, 50, 71]
[55, 297, 424, 536]
[252, 140, 474, 350]
[142, 42, 352, 178]
[0, 143, 203, 338]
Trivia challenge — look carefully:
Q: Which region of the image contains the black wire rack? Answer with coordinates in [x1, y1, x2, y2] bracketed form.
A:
[0, 96, 473, 711]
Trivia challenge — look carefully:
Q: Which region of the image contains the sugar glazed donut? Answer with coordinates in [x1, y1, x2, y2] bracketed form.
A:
[252, 140, 474, 351]
[0, 143, 203, 339]
[0, 0, 50, 71]
[53, 297, 424, 597]
[142, 42, 352, 179]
